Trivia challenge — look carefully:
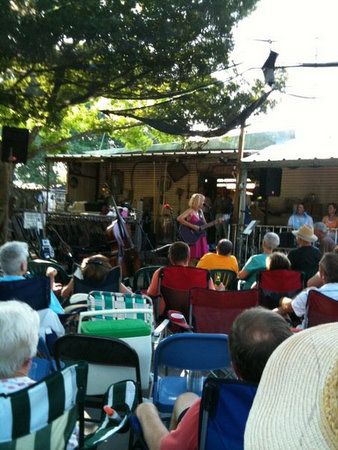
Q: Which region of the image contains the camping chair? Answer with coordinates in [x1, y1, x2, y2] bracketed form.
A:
[132, 265, 162, 293]
[189, 288, 259, 334]
[0, 276, 50, 310]
[28, 258, 72, 285]
[53, 335, 143, 410]
[257, 269, 304, 310]
[77, 293, 153, 391]
[152, 333, 231, 414]
[159, 266, 210, 322]
[209, 269, 237, 290]
[73, 265, 121, 294]
[199, 378, 257, 450]
[305, 289, 338, 328]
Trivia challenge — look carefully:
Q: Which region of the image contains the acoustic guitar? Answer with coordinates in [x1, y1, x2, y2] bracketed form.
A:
[179, 218, 224, 245]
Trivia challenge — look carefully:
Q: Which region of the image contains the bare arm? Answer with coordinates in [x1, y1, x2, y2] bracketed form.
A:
[276, 296, 294, 315]
[237, 269, 249, 280]
[136, 403, 169, 450]
[307, 271, 323, 288]
[177, 208, 199, 231]
[61, 278, 74, 299]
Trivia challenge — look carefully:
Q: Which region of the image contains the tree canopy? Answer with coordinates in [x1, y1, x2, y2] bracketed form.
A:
[0, 0, 273, 140]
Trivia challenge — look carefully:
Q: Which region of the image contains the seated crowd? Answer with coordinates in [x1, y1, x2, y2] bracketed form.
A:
[0, 227, 337, 449]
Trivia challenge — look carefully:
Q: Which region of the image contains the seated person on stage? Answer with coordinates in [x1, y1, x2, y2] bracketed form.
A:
[287, 225, 320, 283]
[245, 323, 338, 450]
[61, 254, 132, 299]
[0, 241, 64, 314]
[135, 307, 292, 450]
[322, 202, 338, 230]
[0, 300, 78, 449]
[196, 238, 238, 273]
[313, 222, 335, 255]
[277, 252, 338, 325]
[287, 202, 313, 230]
[238, 232, 280, 290]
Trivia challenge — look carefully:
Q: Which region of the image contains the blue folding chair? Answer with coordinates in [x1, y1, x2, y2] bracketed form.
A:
[199, 378, 257, 450]
[0, 276, 50, 310]
[152, 333, 231, 414]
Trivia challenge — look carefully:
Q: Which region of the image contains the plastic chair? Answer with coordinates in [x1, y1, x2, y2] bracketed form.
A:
[199, 378, 257, 450]
[257, 269, 304, 310]
[28, 258, 72, 285]
[152, 333, 231, 414]
[0, 276, 50, 310]
[189, 288, 259, 334]
[209, 269, 237, 290]
[305, 289, 338, 328]
[132, 265, 162, 293]
[53, 334, 143, 407]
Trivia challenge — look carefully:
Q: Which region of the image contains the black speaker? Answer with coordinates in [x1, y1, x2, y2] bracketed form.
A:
[1, 126, 29, 163]
[167, 161, 188, 182]
[259, 168, 282, 197]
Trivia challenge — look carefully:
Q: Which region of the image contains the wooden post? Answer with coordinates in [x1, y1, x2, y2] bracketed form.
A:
[233, 123, 246, 225]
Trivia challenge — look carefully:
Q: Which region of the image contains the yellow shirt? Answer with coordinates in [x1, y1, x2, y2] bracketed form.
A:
[196, 252, 239, 273]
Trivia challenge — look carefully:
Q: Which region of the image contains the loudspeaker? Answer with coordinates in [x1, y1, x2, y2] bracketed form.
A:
[167, 161, 188, 182]
[1, 126, 29, 163]
[259, 168, 282, 197]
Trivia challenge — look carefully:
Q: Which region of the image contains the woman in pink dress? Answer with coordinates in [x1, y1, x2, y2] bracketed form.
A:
[177, 193, 209, 263]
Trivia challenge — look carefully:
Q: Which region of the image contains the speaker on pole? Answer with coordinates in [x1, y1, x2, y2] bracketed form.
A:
[259, 168, 282, 197]
[1, 126, 29, 163]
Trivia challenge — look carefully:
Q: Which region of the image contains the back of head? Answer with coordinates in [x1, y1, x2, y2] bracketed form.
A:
[263, 232, 280, 251]
[0, 241, 29, 276]
[314, 222, 328, 234]
[266, 252, 291, 271]
[81, 254, 112, 283]
[319, 252, 338, 283]
[168, 241, 190, 265]
[244, 323, 338, 450]
[0, 300, 40, 378]
[229, 307, 292, 383]
[217, 239, 233, 256]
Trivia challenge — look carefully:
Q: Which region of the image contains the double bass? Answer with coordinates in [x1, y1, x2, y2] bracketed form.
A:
[106, 196, 142, 278]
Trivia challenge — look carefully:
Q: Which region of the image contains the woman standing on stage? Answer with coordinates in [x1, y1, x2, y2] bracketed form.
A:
[177, 193, 209, 263]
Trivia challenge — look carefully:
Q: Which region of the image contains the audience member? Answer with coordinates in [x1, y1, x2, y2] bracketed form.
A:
[0, 241, 64, 314]
[196, 239, 238, 273]
[238, 232, 280, 290]
[61, 254, 131, 299]
[277, 252, 338, 323]
[314, 222, 335, 255]
[136, 307, 292, 450]
[322, 202, 338, 230]
[0, 300, 78, 449]
[266, 252, 291, 271]
[287, 225, 321, 283]
[307, 245, 338, 288]
[244, 323, 338, 450]
[287, 202, 313, 230]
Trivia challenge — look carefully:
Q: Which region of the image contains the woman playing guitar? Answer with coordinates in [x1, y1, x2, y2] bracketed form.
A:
[177, 193, 209, 263]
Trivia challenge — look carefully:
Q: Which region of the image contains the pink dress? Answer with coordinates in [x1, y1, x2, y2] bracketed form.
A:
[188, 212, 209, 259]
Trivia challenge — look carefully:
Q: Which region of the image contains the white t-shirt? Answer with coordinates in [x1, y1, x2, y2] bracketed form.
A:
[292, 283, 338, 317]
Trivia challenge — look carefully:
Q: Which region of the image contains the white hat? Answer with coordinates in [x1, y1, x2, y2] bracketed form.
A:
[292, 224, 318, 243]
[244, 323, 338, 450]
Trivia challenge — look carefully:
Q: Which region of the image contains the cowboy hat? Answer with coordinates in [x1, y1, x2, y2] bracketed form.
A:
[244, 323, 338, 449]
[292, 224, 318, 242]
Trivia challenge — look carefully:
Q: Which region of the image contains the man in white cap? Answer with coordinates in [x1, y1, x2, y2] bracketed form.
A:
[244, 322, 338, 450]
[287, 224, 320, 283]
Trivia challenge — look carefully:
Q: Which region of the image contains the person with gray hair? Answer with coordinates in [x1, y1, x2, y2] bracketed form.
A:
[314, 222, 335, 255]
[238, 232, 280, 290]
[0, 241, 64, 314]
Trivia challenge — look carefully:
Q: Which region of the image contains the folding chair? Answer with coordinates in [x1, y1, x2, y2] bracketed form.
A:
[132, 265, 162, 293]
[199, 378, 257, 450]
[53, 334, 143, 408]
[0, 363, 87, 450]
[209, 269, 237, 290]
[77, 292, 154, 391]
[153, 333, 231, 414]
[0, 276, 50, 310]
[257, 269, 304, 310]
[305, 289, 338, 328]
[28, 259, 72, 285]
[159, 266, 210, 322]
[73, 265, 121, 294]
[189, 288, 259, 334]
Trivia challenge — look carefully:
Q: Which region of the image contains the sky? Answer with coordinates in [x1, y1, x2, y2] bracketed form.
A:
[228, 0, 338, 138]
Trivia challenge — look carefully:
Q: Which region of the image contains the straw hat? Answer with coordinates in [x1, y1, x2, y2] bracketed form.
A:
[292, 224, 318, 242]
[244, 323, 338, 450]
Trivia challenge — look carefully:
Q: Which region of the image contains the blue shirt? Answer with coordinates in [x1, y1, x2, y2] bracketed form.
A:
[0, 275, 64, 314]
[287, 212, 313, 230]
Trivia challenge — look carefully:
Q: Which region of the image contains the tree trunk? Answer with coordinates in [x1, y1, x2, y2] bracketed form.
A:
[0, 161, 10, 244]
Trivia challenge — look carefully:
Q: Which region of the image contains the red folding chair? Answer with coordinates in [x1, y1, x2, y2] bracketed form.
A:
[159, 266, 210, 323]
[305, 290, 338, 328]
[189, 288, 259, 334]
[258, 270, 304, 310]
